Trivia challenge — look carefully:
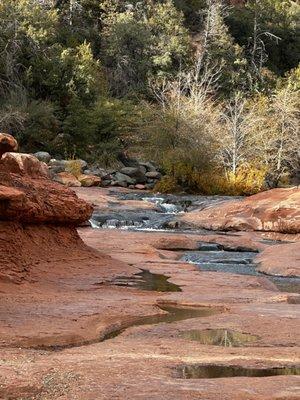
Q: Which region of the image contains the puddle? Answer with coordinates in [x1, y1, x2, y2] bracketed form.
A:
[180, 329, 259, 347]
[101, 304, 222, 342]
[176, 364, 300, 379]
[111, 270, 182, 292]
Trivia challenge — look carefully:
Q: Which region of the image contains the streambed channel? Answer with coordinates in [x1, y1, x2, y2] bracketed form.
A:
[90, 191, 300, 294]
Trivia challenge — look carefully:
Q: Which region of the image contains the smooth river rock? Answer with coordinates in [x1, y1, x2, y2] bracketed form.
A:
[181, 187, 300, 234]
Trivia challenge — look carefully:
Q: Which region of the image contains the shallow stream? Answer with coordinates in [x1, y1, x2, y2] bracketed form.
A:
[90, 191, 300, 294]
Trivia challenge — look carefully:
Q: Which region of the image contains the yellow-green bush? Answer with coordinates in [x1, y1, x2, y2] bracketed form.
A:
[65, 160, 83, 178]
[156, 162, 267, 195]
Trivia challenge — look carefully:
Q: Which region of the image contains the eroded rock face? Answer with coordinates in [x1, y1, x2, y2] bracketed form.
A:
[181, 188, 300, 234]
[0, 157, 92, 224]
[0, 133, 18, 158]
[0, 141, 93, 283]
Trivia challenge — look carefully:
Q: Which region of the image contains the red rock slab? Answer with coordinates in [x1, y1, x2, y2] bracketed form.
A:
[255, 241, 300, 277]
[0, 133, 18, 158]
[181, 187, 300, 234]
[0, 224, 299, 399]
[0, 332, 299, 400]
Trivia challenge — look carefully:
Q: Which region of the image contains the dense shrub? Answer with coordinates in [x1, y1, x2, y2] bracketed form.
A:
[154, 163, 267, 195]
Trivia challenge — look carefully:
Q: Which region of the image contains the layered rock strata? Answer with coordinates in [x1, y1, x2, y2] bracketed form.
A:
[0, 136, 93, 283]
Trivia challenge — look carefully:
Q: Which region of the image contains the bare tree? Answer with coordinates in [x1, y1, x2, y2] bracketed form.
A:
[218, 93, 250, 176]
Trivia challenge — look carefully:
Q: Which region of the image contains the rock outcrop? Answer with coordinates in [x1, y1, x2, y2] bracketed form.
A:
[0, 133, 18, 158]
[181, 187, 300, 234]
[0, 137, 93, 283]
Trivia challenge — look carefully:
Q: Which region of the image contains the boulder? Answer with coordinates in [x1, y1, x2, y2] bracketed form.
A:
[0, 133, 18, 158]
[0, 138, 94, 284]
[114, 172, 136, 185]
[49, 159, 68, 174]
[34, 151, 51, 164]
[84, 167, 111, 179]
[146, 171, 161, 179]
[111, 180, 128, 188]
[139, 161, 157, 173]
[181, 187, 300, 234]
[135, 184, 146, 190]
[53, 172, 81, 187]
[119, 167, 147, 183]
[0, 159, 92, 226]
[77, 174, 101, 187]
[0, 153, 49, 178]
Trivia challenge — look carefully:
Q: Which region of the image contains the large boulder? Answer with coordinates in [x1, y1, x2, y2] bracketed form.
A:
[180, 188, 300, 234]
[0, 152, 49, 178]
[34, 151, 51, 164]
[119, 167, 147, 183]
[0, 139, 93, 285]
[114, 172, 136, 185]
[0, 154, 92, 224]
[0, 133, 18, 158]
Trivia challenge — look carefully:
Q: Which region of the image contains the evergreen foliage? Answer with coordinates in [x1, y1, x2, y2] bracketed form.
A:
[0, 0, 299, 193]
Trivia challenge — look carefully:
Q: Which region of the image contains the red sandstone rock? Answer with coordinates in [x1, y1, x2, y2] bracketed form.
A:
[255, 241, 300, 277]
[0, 150, 92, 225]
[0, 133, 18, 158]
[181, 188, 300, 234]
[0, 152, 49, 178]
[153, 236, 201, 251]
[135, 184, 146, 190]
[53, 171, 82, 187]
[0, 174, 92, 224]
[1, 183, 299, 399]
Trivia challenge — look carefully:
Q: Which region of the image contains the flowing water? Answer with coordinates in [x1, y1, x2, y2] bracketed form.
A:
[181, 249, 300, 294]
[90, 191, 300, 294]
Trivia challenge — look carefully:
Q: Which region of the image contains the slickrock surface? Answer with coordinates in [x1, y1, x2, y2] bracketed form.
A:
[256, 241, 300, 277]
[181, 187, 300, 234]
[1, 169, 299, 399]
